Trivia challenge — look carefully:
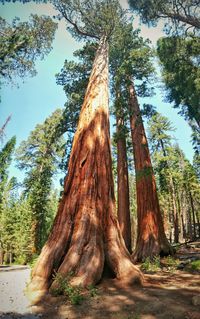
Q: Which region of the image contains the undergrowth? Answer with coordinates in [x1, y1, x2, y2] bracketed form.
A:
[185, 260, 200, 272]
[141, 256, 161, 272]
[50, 272, 99, 305]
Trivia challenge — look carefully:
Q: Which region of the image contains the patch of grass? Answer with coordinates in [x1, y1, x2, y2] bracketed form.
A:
[185, 260, 200, 272]
[162, 256, 179, 271]
[141, 256, 161, 272]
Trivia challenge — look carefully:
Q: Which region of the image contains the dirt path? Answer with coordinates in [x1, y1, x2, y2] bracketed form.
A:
[0, 269, 199, 319]
[0, 266, 40, 319]
[30, 271, 200, 319]
[0, 242, 200, 319]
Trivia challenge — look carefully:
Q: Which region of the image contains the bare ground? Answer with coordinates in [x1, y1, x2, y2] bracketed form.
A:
[0, 243, 200, 319]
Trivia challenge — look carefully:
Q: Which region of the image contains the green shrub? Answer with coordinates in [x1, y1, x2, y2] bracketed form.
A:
[141, 256, 161, 272]
[50, 272, 84, 305]
[162, 256, 179, 270]
[87, 284, 99, 297]
[185, 260, 200, 272]
[14, 255, 27, 265]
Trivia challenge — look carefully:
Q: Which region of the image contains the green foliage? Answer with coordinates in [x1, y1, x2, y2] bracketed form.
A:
[0, 137, 17, 258]
[51, 272, 84, 305]
[0, 15, 57, 83]
[128, 0, 200, 35]
[87, 284, 99, 297]
[185, 260, 200, 272]
[110, 21, 155, 99]
[52, 0, 123, 41]
[0, 136, 16, 186]
[141, 256, 161, 272]
[16, 109, 65, 252]
[162, 256, 179, 271]
[157, 36, 200, 128]
[148, 112, 200, 242]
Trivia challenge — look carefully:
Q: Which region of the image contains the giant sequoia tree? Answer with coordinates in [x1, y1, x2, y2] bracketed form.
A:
[28, 0, 142, 299]
[110, 22, 172, 261]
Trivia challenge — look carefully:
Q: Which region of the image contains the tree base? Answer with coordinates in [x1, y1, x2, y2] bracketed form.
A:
[132, 235, 174, 262]
[27, 216, 143, 301]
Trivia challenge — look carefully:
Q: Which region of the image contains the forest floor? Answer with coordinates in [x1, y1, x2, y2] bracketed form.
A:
[0, 241, 200, 319]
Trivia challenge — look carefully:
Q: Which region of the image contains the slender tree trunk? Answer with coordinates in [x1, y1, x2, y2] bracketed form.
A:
[159, 140, 179, 243]
[195, 212, 200, 239]
[27, 37, 142, 299]
[116, 116, 132, 252]
[189, 191, 196, 239]
[169, 176, 179, 243]
[187, 201, 193, 241]
[128, 80, 172, 262]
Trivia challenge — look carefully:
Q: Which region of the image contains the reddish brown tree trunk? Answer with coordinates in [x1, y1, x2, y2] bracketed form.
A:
[116, 116, 132, 252]
[128, 80, 172, 262]
[169, 176, 179, 243]
[189, 190, 196, 239]
[27, 37, 142, 300]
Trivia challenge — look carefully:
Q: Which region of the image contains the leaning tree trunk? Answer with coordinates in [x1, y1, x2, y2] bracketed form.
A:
[27, 37, 142, 299]
[116, 116, 132, 253]
[128, 80, 172, 262]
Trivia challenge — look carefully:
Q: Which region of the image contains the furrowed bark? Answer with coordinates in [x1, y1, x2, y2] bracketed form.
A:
[27, 37, 142, 299]
[117, 116, 132, 252]
[128, 80, 172, 262]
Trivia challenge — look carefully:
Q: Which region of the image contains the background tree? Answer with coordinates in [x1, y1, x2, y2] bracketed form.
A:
[16, 109, 66, 253]
[109, 21, 172, 261]
[148, 113, 200, 243]
[0, 136, 16, 262]
[128, 0, 200, 34]
[0, 136, 16, 206]
[0, 14, 57, 83]
[157, 36, 200, 128]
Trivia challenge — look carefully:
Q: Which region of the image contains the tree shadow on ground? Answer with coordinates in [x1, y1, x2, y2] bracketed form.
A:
[20, 270, 200, 319]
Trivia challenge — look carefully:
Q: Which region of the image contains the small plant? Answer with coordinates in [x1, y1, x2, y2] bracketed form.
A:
[141, 256, 161, 272]
[185, 260, 200, 272]
[68, 286, 84, 305]
[162, 256, 179, 271]
[50, 272, 84, 305]
[87, 284, 99, 297]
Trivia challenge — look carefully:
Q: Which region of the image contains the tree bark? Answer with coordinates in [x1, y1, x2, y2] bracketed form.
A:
[189, 190, 196, 240]
[169, 176, 179, 243]
[128, 80, 172, 262]
[116, 116, 132, 252]
[27, 37, 142, 298]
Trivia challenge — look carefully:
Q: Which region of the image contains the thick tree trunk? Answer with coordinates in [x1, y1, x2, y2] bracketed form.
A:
[128, 81, 172, 262]
[27, 37, 142, 299]
[116, 116, 132, 252]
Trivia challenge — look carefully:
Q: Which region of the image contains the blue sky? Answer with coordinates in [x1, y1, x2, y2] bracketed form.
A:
[0, 0, 194, 185]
